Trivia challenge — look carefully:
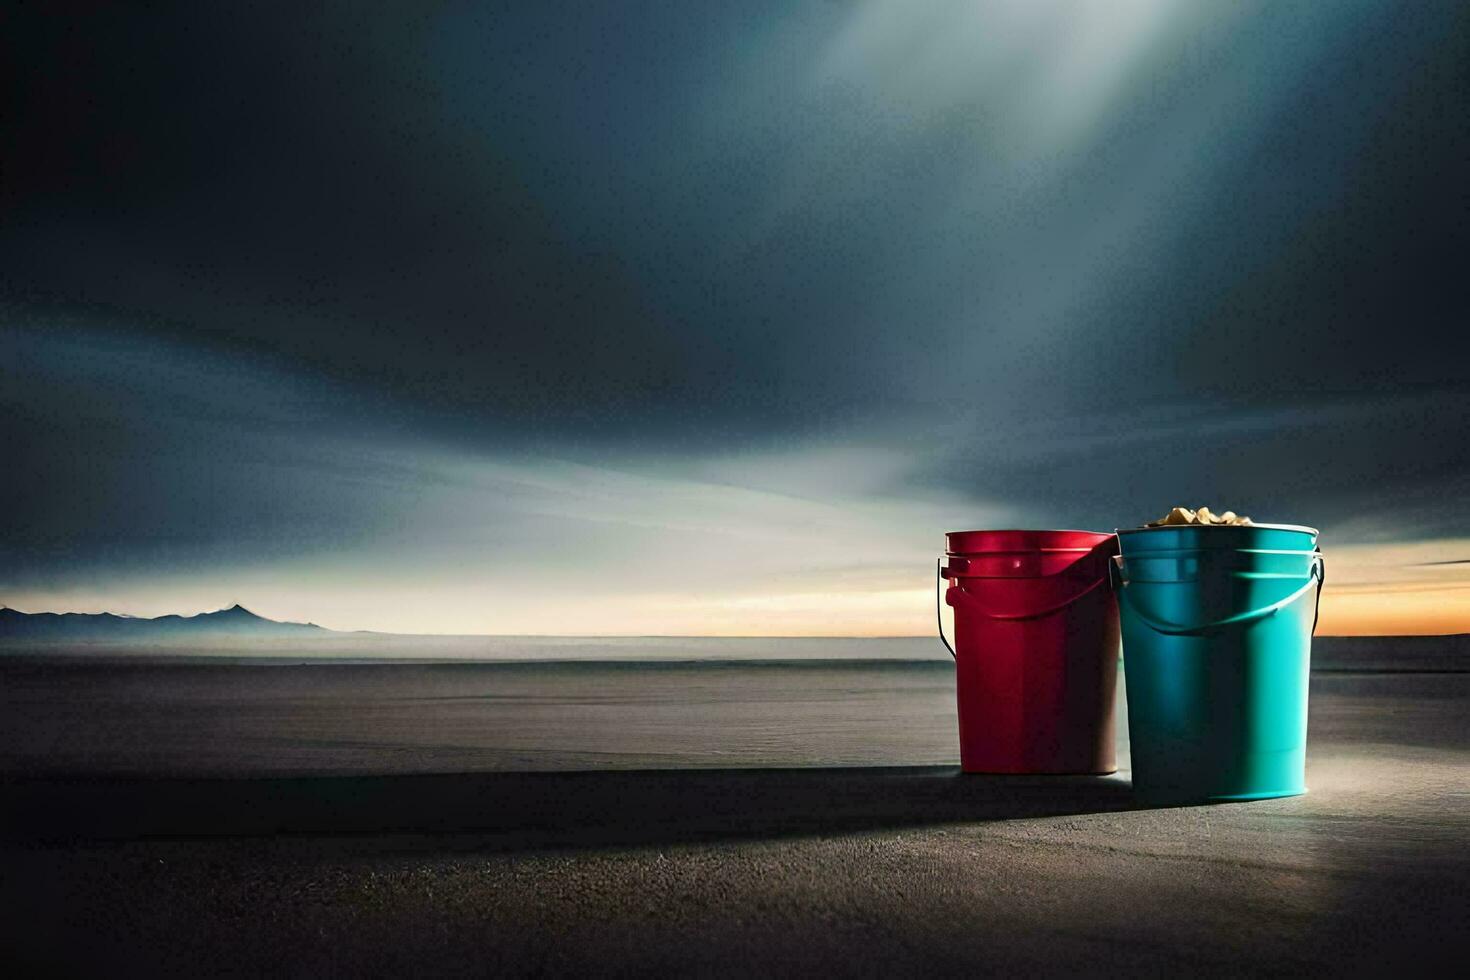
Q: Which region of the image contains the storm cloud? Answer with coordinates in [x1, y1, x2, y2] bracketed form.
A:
[3, 1, 1467, 632]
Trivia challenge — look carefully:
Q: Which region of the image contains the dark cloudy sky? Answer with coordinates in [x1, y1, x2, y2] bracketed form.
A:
[3, 1, 1467, 634]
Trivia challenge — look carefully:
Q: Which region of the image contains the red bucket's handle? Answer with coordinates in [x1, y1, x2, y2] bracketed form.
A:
[937, 544, 1119, 655]
[938, 557, 1111, 657]
[944, 575, 1109, 622]
[937, 558, 956, 658]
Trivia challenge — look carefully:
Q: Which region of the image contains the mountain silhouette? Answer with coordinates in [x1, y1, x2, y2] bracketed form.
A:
[0, 604, 327, 641]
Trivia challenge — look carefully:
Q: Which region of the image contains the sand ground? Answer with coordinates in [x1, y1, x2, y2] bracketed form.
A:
[3, 671, 1467, 976]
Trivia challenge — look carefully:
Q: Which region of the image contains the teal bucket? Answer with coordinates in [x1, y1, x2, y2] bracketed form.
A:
[1113, 524, 1323, 802]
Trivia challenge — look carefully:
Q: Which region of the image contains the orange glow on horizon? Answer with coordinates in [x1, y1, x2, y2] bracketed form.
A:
[1311, 538, 1470, 636]
[1314, 584, 1470, 636]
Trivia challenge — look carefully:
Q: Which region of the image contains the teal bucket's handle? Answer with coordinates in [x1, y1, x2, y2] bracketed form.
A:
[1310, 549, 1324, 636]
[1113, 550, 1324, 637]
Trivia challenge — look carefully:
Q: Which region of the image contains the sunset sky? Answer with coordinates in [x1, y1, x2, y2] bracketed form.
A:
[3, 2, 1467, 636]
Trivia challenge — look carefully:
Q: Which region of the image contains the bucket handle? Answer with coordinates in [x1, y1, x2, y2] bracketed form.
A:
[1111, 550, 1324, 637]
[947, 576, 1109, 621]
[937, 558, 1110, 659]
[937, 558, 956, 658]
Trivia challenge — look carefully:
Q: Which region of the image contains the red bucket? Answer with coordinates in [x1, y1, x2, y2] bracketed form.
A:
[939, 529, 1120, 774]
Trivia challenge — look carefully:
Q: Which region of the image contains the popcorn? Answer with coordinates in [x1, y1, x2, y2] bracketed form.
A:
[1146, 506, 1254, 527]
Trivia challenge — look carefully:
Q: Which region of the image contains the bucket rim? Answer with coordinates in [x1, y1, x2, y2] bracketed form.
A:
[946, 528, 1118, 557]
[1116, 523, 1318, 536]
[949, 528, 1115, 537]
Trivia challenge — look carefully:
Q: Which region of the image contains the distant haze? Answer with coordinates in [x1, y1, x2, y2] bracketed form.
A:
[3, 2, 1467, 636]
[0, 606, 1462, 672]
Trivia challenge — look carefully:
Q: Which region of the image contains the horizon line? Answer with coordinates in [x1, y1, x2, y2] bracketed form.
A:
[3, 603, 1467, 641]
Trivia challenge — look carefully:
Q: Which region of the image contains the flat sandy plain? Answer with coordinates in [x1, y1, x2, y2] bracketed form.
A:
[2, 657, 1467, 976]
